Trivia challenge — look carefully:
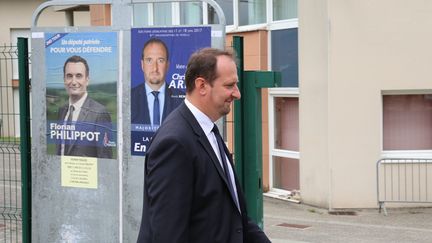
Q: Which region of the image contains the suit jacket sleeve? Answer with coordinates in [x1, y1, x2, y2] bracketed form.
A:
[244, 216, 272, 243]
[144, 133, 194, 242]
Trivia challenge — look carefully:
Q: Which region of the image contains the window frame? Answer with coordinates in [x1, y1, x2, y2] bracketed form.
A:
[132, 1, 298, 30]
[268, 87, 300, 193]
[381, 90, 432, 159]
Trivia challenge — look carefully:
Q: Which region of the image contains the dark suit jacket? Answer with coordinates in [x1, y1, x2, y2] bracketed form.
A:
[131, 83, 184, 124]
[137, 103, 271, 243]
[56, 96, 113, 159]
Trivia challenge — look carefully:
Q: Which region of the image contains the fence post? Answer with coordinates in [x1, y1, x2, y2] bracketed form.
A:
[233, 36, 281, 228]
[18, 37, 31, 243]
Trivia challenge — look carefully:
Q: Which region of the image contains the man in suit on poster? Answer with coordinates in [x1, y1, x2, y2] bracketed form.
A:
[57, 55, 113, 159]
[131, 38, 184, 126]
[137, 48, 271, 243]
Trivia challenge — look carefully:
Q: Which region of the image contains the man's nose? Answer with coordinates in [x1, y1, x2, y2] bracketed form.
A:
[69, 76, 80, 85]
[232, 85, 241, 100]
[149, 63, 158, 72]
[70, 76, 78, 84]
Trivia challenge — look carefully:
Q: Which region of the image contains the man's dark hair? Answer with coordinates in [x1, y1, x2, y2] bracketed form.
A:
[141, 38, 169, 60]
[185, 48, 236, 94]
[63, 55, 89, 77]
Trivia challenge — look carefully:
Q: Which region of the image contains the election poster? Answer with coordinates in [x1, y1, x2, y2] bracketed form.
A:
[46, 32, 117, 159]
[131, 26, 211, 156]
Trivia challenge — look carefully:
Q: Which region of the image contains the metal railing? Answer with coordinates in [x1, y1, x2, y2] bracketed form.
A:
[0, 44, 22, 242]
[376, 158, 432, 215]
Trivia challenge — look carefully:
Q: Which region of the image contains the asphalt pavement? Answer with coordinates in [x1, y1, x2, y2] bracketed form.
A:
[263, 196, 432, 243]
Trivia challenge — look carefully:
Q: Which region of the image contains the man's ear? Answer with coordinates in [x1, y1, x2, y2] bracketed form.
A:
[195, 77, 207, 96]
[140, 59, 145, 71]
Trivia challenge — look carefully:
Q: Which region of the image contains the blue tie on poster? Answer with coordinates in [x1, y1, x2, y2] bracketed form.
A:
[152, 91, 160, 126]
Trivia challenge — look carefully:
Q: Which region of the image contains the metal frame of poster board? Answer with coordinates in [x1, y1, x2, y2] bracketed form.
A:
[32, 0, 226, 47]
[30, 0, 226, 242]
[30, 28, 123, 243]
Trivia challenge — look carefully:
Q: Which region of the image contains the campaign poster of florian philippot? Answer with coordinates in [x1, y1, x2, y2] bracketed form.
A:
[131, 26, 211, 156]
[46, 32, 117, 159]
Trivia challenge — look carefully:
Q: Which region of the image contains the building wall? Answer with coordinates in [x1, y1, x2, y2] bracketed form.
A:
[298, 0, 331, 208]
[89, 5, 111, 26]
[0, 0, 90, 44]
[0, 0, 90, 137]
[299, 0, 432, 208]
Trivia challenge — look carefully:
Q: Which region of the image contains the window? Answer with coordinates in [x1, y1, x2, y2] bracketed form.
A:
[275, 97, 299, 151]
[273, 0, 297, 21]
[268, 89, 300, 194]
[209, 0, 233, 25]
[131, 1, 298, 28]
[132, 3, 173, 26]
[154, 2, 172, 26]
[271, 28, 298, 87]
[180, 2, 202, 25]
[239, 0, 266, 25]
[133, 4, 149, 26]
[273, 157, 299, 191]
[383, 94, 432, 152]
[133, 1, 229, 26]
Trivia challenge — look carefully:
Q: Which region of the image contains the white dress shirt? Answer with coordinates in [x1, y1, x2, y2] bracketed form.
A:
[65, 92, 88, 122]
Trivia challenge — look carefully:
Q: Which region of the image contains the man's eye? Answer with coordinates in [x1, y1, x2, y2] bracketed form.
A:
[144, 58, 166, 64]
[144, 58, 153, 64]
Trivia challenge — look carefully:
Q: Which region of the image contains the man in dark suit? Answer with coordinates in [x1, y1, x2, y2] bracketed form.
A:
[56, 55, 113, 159]
[137, 48, 271, 243]
[131, 38, 184, 126]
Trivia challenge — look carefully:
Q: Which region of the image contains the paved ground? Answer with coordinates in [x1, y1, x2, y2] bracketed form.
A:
[1, 195, 432, 242]
[263, 196, 432, 243]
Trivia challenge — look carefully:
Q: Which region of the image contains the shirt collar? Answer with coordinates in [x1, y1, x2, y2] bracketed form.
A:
[69, 92, 87, 109]
[184, 98, 214, 136]
[145, 82, 166, 96]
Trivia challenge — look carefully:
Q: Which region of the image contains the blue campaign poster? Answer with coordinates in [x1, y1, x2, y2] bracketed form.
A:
[45, 32, 118, 159]
[131, 26, 211, 156]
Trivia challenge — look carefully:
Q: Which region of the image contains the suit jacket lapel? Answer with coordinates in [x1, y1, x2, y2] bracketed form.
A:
[142, 85, 151, 124]
[220, 136, 242, 213]
[197, 135, 229, 186]
[77, 97, 91, 121]
[66, 97, 91, 153]
[178, 104, 233, 195]
[57, 105, 69, 154]
[59, 105, 68, 121]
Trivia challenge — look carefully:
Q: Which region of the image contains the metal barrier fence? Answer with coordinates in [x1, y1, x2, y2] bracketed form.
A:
[0, 44, 22, 242]
[376, 158, 432, 215]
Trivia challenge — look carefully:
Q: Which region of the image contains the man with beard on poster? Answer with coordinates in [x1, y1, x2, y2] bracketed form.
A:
[131, 38, 184, 126]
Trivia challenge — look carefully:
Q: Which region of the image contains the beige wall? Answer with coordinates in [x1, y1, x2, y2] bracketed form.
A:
[299, 0, 432, 208]
[0, 0, 90, 137]
[298, 0, 331, 208]
[0, 0, 90, 44]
